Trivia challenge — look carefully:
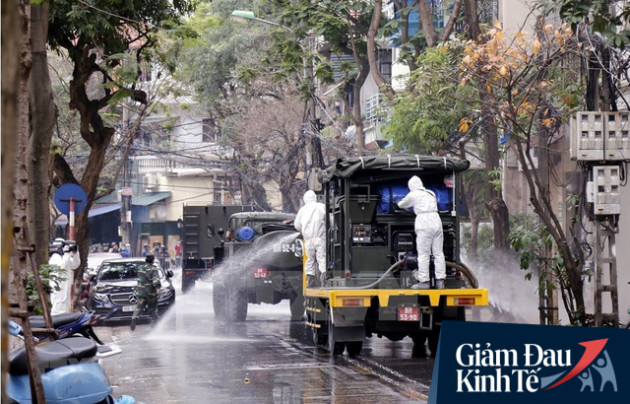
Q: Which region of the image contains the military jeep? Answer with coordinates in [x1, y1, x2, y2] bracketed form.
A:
[211, 211, 304, 322]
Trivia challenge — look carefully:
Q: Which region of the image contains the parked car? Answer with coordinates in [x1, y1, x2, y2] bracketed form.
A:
[85, 252, 123, 280]
[86, 258, 175, 322]
[80, 252, 124, 308]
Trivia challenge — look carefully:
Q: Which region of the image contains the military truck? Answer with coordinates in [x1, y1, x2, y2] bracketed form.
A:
[212, 211, 304, 322]
[180, 205, 256, 293]
[304, 155, 488, 356]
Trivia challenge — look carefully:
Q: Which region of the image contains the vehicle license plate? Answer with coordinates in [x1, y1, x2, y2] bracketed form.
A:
[122, 305, 136, 312]
[253, 267, 268, 278]
[397, 306, 420, 321]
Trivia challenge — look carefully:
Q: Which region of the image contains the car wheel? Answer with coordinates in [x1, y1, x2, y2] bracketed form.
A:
[212, 284, 226, 318]
[327, 311, 345, 355]
[346, 341, 363, 357]
[289, 293, 304, 320]
[226, 287, 247, 322]
[182, 275, 194, 294]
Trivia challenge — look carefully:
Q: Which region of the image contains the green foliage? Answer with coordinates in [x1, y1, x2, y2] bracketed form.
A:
[28, 265, 66, 315]
[386, 44, 475, 153]
[488, 167, 502, 195]
[49, 0, 196, 55]
[508, 215, 550, 271]
[540, 0, 630, 48]
[460, 221, 495, 264]
[507, 215, 578, 292]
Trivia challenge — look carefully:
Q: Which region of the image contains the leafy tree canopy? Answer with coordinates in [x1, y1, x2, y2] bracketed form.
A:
[539, 0, 630, 47]
[50, 0, 196, 54]
[386, 44, 474, 154]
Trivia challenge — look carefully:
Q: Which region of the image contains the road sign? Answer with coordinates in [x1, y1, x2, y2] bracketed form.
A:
[54, 183, 87, 216]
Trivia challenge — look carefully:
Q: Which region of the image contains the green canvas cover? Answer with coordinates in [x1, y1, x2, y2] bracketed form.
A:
[318, 154, 470, 183]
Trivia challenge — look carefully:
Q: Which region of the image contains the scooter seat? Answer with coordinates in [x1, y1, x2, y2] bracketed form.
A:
[9, 337, 98, 375]
[29, 311, 84, 329]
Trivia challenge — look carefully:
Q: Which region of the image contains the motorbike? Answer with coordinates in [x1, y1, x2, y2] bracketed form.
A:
[27, 311, 104, 345]
[7, 320, 135, 404]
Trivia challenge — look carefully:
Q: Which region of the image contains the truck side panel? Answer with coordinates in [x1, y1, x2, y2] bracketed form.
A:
[181, 205, 255, 292]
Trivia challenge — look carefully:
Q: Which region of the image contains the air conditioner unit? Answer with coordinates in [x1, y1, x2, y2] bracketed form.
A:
[143, 174, 159, 191]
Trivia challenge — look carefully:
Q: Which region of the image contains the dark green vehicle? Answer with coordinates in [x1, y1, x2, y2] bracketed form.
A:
[212, 211, 304, 322]
[304, 155, 488, 357]
[180, 205, 256, 293]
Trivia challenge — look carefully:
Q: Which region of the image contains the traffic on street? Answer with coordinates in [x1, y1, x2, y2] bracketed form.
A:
[99, 268, 434, 403]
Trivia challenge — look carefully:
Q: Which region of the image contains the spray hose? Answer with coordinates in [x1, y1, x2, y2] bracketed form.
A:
[320, 260, 478, 290]
[321, 259, 405, 290]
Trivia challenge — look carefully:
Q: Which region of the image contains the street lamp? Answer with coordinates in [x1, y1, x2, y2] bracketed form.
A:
[229, 9, 322, 191]
[230, 10, 292, 32]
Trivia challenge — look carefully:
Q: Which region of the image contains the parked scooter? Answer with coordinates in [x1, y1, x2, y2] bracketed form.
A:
[28, 311, 104, 345]
[7, 320, 135, 404]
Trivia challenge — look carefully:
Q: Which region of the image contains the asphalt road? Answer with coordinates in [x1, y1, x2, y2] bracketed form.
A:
[96, 279, 434, 403]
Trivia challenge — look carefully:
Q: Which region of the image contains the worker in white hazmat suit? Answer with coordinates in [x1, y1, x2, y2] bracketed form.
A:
[50, 244, 81, 314]
[397, 176, 446, 289]
[294, 190, 327, 288]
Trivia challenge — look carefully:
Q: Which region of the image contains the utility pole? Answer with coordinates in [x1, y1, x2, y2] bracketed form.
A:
[305, 39, 322, 192]
[231, 10, 323, 192]
[120, 156, 133, 249]
[570, 111, 629, 327]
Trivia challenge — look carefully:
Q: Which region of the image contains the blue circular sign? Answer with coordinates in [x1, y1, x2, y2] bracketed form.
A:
[54, 183, 87, 216]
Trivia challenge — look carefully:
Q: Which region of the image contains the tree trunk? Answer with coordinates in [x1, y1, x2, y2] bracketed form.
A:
[417, 0, 438, 47]
[463, 0, 481, 40]
[466, 0, 509, 254]
[10, 2, 47, 401]
[2, 0, 28, 397]
[350, 57, 370, 153]
[28, 1, 55, 266]
[479, 85, 510, 252]
[463, 180, 480, 258]
[440, 0, 464, 42]
[367, 0, 395, 101]
[11, 0, 33, 310]
[69, 141, 112, 309]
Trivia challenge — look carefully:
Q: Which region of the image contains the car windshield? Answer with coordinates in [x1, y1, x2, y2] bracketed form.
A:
[98, 262, 163, 281]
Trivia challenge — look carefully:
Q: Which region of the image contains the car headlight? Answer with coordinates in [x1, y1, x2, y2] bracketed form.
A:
[93, 293, 110, 303]
[159, 288, 173, 301]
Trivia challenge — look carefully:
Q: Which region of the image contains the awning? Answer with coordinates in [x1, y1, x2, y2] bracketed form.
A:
[55, 203, 121, 225]
[132, 192, 171, 206]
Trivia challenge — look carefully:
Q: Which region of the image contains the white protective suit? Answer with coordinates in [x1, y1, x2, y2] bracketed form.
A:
[294, 190, 326, 277]
[50, 249, 81, 315]
[397, 176, 446, 282]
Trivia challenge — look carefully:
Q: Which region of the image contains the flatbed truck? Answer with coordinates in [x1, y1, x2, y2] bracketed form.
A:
[303, 155, 489, 356]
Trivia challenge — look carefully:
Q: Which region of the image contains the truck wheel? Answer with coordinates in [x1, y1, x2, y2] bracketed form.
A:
[289, 294, 305, 321]
[182, 276, 194, 294]
[412, 335, 426, 347]
[212, 284, 226, 318]
[411, 335, 428, 357]
[312, 324, 327, 346]
[346, 341, 363, 356]
[226, 287, 248, 322]
[428, 329, 440, 357]
[327, 320, 345, 355]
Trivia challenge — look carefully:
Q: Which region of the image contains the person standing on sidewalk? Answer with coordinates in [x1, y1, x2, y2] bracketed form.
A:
[130, 253, 161, 331]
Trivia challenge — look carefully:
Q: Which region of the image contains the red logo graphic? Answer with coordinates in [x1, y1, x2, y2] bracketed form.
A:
[545, 339, 608, 390]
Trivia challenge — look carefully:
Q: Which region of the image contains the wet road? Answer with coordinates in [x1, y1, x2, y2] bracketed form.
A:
[98, 275, 434, 403]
